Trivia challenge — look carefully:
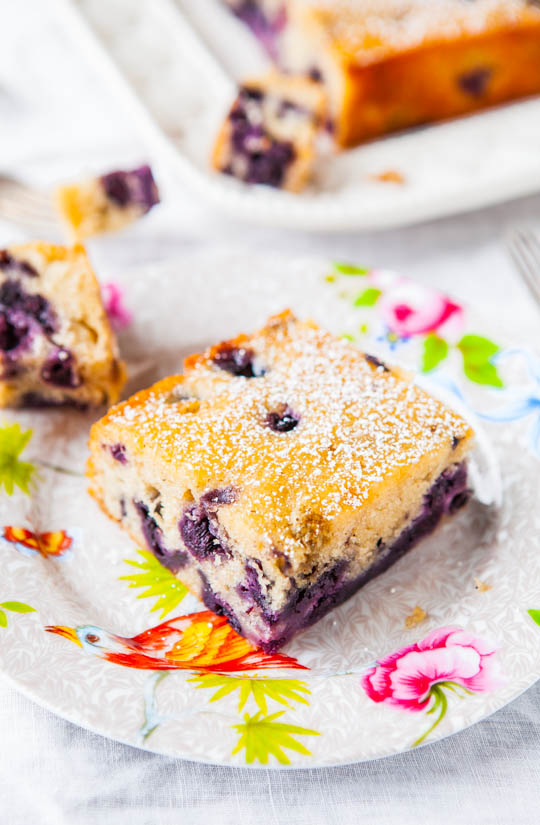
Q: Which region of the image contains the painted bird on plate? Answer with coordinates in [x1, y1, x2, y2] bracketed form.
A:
[46, 610, 307, 673]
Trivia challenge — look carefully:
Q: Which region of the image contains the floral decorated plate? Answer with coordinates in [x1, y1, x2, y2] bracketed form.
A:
[1, 249, 539, 767]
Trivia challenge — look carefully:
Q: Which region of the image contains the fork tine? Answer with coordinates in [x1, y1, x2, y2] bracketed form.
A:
[0, 181, 53, 206]
[0, 202, 59, 233]
[0, 198, 55, 222]
[0, 176, 58, 233]
[507, 229, 540, 309]
[0, 199, 57, 224]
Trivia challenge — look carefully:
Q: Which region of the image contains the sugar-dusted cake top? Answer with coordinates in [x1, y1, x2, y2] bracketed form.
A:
[97, 311, 473, 561]
[294, 0, 540, 64]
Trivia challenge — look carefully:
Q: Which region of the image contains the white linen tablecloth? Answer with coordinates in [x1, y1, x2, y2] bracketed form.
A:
[1, 2, 540, 822]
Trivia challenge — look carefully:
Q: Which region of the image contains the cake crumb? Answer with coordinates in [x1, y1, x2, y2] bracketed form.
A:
[474, 577, 492, 593]
[372, 169, 406, 184]
[404, 605, 427, 628]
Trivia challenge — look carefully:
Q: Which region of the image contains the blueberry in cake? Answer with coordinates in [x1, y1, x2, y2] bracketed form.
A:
[225, 0, 540, 148]
[212, 72, 326, 191]
[0, 242, 126, 408]
[88, 310, 474, 652]
[56, 165, 160, 241]
[225, 0, 287, 59]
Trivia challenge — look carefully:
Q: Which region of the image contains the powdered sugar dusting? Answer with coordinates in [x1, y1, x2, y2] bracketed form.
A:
[302, 0, 538, 63]
[106, 313, 472, 559]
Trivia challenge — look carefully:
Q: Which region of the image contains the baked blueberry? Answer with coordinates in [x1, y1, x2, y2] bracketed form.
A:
[89, 310, 474, 652]
[0, 242, 125, 408]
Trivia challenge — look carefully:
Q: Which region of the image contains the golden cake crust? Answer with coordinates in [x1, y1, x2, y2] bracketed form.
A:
[295, 0, 540, 65]
[88, 310, 473, 571]
[277, 0, 540, 146]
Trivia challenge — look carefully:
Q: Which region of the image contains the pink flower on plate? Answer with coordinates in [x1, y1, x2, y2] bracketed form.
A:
[368, 269, 464, 341]
[101, 282, 132, 331]
[362, 626, 504, 746]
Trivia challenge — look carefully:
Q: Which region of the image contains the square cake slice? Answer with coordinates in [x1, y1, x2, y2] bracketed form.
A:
[212, 72, 326, 191]
[0, 242, 126, 408]
[87, 310, 474, 652]
[56, 165, 160, 241]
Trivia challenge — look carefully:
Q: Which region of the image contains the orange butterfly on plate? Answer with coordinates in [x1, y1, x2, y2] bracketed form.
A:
[2, 526, 73, 558]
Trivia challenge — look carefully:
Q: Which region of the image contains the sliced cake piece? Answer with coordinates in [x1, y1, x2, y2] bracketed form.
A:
[269, 0, 540, 147]
[0, 242, 126, 408]
[87, 310, 474, 652]
[212, 72, 326, 191]
[56, 165, 160, 241]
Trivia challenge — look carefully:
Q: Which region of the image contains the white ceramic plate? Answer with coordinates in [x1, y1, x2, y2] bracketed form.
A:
[50, 0, 540, 231]
[1, 250, 540, 767]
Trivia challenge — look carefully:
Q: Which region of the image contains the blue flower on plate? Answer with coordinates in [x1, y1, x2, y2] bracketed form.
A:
[476, 349, 540, 458]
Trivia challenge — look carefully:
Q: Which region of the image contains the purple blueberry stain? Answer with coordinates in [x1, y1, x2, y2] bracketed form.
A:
[100, 165, 160, 213]
[134, 500, 188, 573]
[224, 91, 297, 188]
[199, 573, 244, 636]
[0, 309, 30, 353]
[0, 250, 38, 277]
[20, 392, 88, 410]
[179, 487, 237, 562]
[0, 279, 57, 334]
[213, 345, 264, 378]
[41, 347, 81, 388]
[238, 462, 470, 653]
[365, 354, 389, 372]
[230, 0, 287, 60]
[266, 406, 300, 433]
[277, 99, 306, 118]
[272, 547, 292, 573]
[458, 67, 492, 97]
[110, 443, 127, 464]
[0, 279, 57, 365]
[237, 558, 267, 608]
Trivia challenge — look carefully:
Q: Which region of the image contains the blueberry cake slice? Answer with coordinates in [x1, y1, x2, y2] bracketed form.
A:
[88, 310, 473, 652]
[56, 165, 160, 241]
[212, 72, 326, 191]
[0, 242, 126, 408]
[226, 0, 540, 149]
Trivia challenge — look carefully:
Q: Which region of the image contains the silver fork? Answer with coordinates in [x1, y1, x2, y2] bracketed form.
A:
[0, 174, 60, 235]
[506, 227, 540, 309]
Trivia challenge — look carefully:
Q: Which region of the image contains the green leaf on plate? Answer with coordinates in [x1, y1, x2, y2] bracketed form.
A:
[354, 288, 381, 307]
[332, 262, 370, 276]
[528, 609, 540, 627]
[188, 673, 310, 715]
[462, 361, 504, 388]
[457, 335, 499, 364]
[0, 601, 36, 613]
[0, 422, 36, 496]
[340, 333, 355, 342]
[422, 334, 449, 373]
[119, 550, 188, 618]
[457, 335, 504, 387]
[232, 711, 320, 765]
[0, 610, 7, 628]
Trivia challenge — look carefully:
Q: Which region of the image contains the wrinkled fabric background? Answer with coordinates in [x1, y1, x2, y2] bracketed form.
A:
[1, 1, 540, 822]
